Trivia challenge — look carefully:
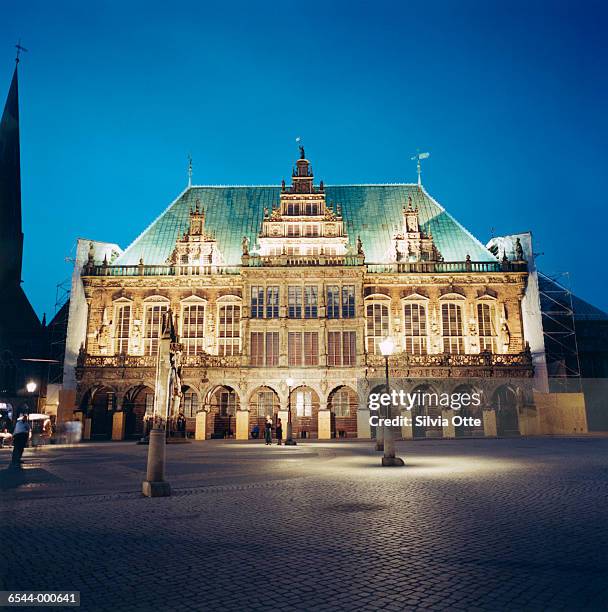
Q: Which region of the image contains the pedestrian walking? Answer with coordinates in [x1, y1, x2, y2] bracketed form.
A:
[276, 417, 283, 445]
[11, 413, 31, 468]
[264, 417, 272, 445]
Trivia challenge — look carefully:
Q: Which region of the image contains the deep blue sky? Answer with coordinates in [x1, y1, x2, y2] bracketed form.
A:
[2, 0, 607, 318]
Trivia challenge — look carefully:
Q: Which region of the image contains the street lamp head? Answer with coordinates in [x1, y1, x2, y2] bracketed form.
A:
[26, 380, 37, 393]
[286, 377, 294, 388]
[379, 337, 395, 357]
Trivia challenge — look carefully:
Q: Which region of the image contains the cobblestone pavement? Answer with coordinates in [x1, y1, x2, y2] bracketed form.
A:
[1, 438, 607, 611]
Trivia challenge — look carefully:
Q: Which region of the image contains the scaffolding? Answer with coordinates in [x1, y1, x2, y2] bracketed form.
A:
[46, 277, 71, 385]
[538, 271, 581, 392]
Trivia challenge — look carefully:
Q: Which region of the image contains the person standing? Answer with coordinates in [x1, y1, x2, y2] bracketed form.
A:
[264, 417, 272, 445]
[276, 417, 283, 445]
[11, 413, 31, 468]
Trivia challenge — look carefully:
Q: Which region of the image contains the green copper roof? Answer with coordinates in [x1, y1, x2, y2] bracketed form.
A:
[115, 184, 496, 266]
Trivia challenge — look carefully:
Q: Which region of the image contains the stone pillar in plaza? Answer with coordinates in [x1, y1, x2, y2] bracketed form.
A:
[483, 409, 497, 437]
[195, 411, 207, 440]
[112, 411, 126, 440]
[236, 410, 250, 440]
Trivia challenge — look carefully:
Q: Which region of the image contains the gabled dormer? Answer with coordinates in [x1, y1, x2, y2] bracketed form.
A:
[167, 199, 222, 270]
[257, 149, 349, 259]
[394, 196, 442, 263]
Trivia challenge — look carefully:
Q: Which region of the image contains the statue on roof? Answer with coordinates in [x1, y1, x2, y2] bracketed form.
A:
[356, 235, 364, 255]
[242, 235, 250, 256]
[299, 145, 305, 159]
[515, 238, 524, 261]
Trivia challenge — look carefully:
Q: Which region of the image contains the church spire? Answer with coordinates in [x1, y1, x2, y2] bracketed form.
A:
[0, 60, 23, 286]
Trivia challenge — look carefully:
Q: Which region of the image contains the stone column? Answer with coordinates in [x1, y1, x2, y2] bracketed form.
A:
[278, 409, 288, 440]
[357, 408, 371, 438]
[112, 411, 126, 440]
[318, 409, 331, 440]
[442, 409, 455, 439]
[483, 409, 497, 437]
[83, 418, 92, 440]
[400, 410, 413, 439]
[195, 411, 207, 440]
[236, 410, 250, 440]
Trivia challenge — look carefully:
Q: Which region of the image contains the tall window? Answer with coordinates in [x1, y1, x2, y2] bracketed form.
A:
[404, 303, 427, 355]
[304, 224, 319, 237]
[144, 304, 168, 356]
[366, 302, 390, 354]
[266, 287, 279, 318]
[182, 389, 199, 418]
[327, 331, 357, 366]
[304, 286, 318, 318]
[327, 285, 355, 319]
[442, 303, 464, 354]
[218, 304, 241, 356]
[251, 286, 264, 319]
[288, 286, 302, 318]
[477, 303, 496, 352]
[288, 332, 319, 366]
[254, 390, 278, 418]
[287, 225, 300, 237]
[182, 304, 205, 355]
[115, 304, 131, 354]
[250, 332, 279, 366]
[219, 390, 237, 416]
[295, 390, 313, 417]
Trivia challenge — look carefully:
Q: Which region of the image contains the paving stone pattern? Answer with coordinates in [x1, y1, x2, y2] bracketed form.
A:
[1, 438, 607, 611]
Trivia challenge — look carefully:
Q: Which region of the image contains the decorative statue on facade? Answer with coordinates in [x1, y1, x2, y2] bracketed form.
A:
[499, 319, 511, 353]
[357, 235, 364, 255]
[515, 237, 524, 261]
[242, 235, 249, 256]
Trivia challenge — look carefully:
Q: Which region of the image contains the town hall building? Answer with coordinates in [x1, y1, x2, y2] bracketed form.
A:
[62, 146, 584, 442]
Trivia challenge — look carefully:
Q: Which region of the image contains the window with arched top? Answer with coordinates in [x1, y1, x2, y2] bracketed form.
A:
[441, 301, 464, 354]
[477, 301, 497, 352]
[143, 300, 169, 356]
[365, 297, 390, 355]
[217, 298, 241, 356]
[403, 302, 428, 355]
[113, 300, 132, 355]
[181, 302, 206, 355]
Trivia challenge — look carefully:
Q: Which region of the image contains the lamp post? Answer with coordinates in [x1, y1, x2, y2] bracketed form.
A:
[285, 377, 297, 446]
[26, 381, 37, 415]
[379, 338, 404, 467]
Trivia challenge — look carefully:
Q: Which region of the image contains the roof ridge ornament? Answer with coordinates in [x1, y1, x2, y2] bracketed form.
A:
[187, 154, 193, 188]
[410, 150, 430, 186]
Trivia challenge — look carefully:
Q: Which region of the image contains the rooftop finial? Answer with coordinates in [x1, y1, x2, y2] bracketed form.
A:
[15, 39, 28, 64]
[411, 150, 430, 186]
[187, 154, 193, 187]
[296, 136, 305, 159]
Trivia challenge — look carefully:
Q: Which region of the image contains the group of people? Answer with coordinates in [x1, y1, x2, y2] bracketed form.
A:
[251, 417, 283, 445]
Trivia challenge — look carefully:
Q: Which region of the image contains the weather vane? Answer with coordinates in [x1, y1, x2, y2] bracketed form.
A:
[15, 39, 28, 64]
[411, 150, 430, 186]
[187, 154, 193, 187]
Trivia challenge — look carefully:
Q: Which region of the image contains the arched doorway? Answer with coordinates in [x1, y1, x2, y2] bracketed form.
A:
[328, 386, 358, 438]
[181, 386, 200, 437]
[123, 385, 154, 439]
[493, 386, 520, 436]
[207, 386, 240, 438]
[80, 386, 115, 440]
[290, 386, 319, 439]
[410, 385, 443, 439]
[453, 385, 484, 438]
[250, 387, 280, 437]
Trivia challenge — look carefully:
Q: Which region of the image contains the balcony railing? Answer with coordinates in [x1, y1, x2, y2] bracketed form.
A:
[366, 260, 527, 274]
[83, 264, 242, 277]
[365, 351, 533, 369]
[83, 259, 526, 277]
[78, 353, 242, 370]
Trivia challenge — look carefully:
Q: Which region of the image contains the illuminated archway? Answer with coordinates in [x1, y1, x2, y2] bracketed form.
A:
[206, 385, 240, 438]
[328, 386, 358, 438]
[493, 385, 519, 436]
[410, 384, 443, 439]
[290, 386, 319, 439]
[80, 386, 116, 439]
[123, 385, 154, 439]
[453, 384, 484, 438]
